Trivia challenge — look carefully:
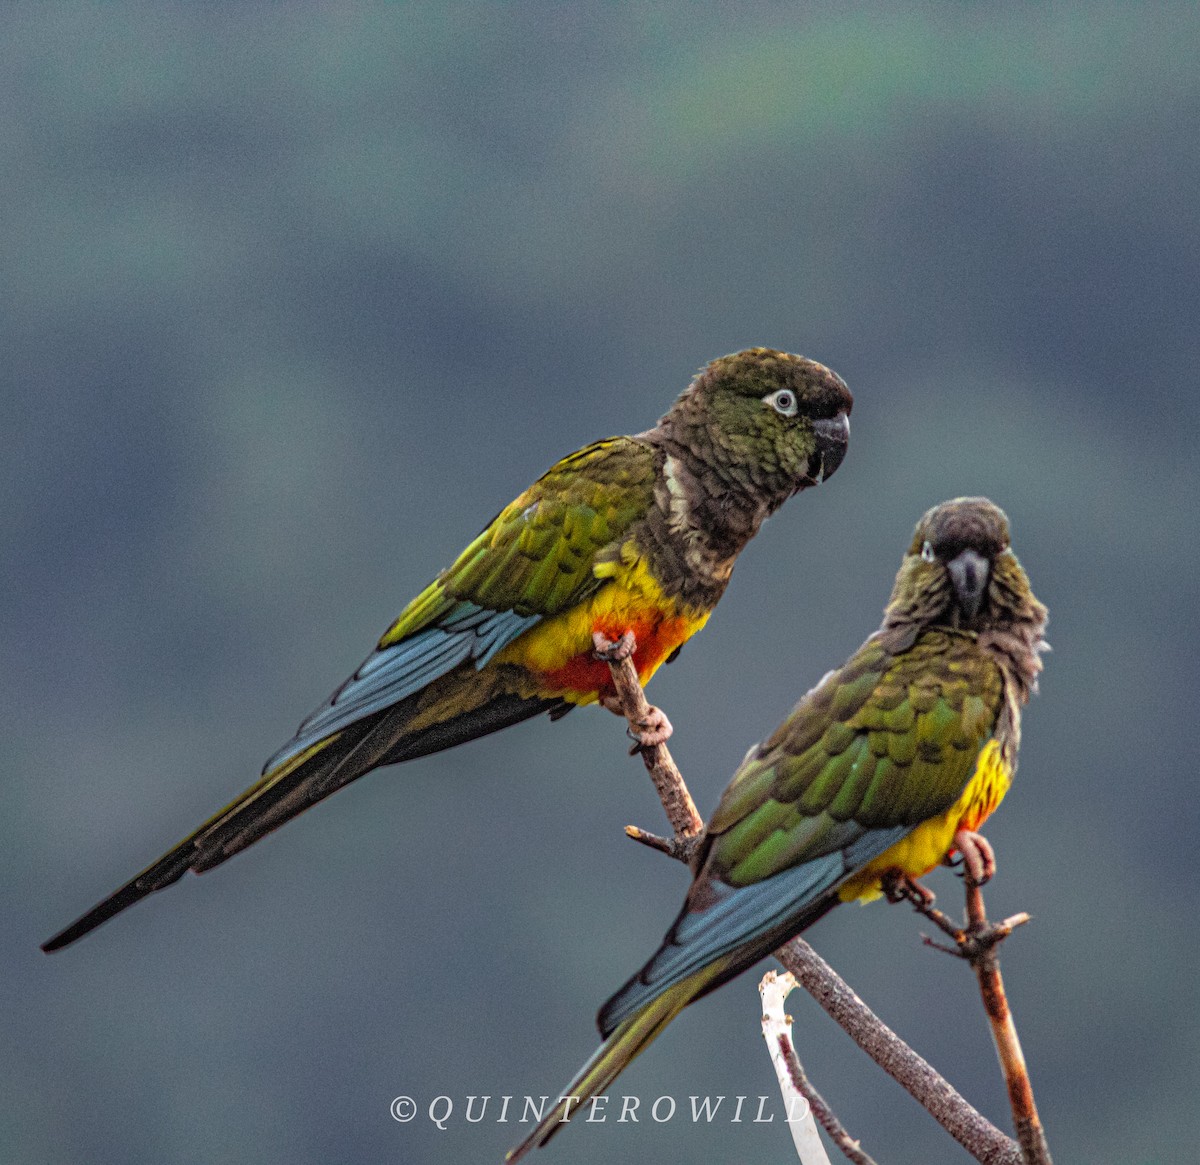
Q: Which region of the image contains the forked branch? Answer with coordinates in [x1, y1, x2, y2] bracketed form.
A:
[887, 874, 1053, 1165]
[761, 968, 877, 1165]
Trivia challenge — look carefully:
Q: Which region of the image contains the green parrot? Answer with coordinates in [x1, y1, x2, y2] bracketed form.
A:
[43, 348, 852, 952]
[508, 496, 1048, 1159]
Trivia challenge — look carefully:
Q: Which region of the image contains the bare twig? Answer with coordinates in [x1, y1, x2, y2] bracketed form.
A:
[895, 876, 1051, 1165]
[761, 969, 878, 1165]
[779, 1031, 880, 1165]
[887, 873, 1052, 1165]
[760, 970, 838, 1164]
[962, 882, 1052, 1165]
[596, 637, 1026, 1165]
[593, 631, 703, 863]
[777, 938, 1021, 1165]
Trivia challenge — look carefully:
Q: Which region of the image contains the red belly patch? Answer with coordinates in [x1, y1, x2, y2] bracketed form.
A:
[540, 616, 690, 696]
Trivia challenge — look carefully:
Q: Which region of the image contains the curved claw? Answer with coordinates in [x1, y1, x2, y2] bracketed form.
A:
[882, 870, 936, 910]
[952, 829, 996, 886]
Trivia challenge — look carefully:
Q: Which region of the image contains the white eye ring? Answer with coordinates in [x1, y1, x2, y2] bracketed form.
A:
[920, 541, 936, 563]
[765, 388, 797, 417]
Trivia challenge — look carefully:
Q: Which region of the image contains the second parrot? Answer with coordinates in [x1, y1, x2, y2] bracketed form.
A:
[509, 496, 1048, 1159]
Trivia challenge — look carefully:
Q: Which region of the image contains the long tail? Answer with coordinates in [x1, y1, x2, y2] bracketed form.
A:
[42, 684, 565, 952]
[506, 959, 731, 1161]
[506, 871, 848, 1158]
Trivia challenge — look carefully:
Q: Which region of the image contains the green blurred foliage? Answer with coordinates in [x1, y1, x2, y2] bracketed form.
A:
[5, 4, 1197, 1163]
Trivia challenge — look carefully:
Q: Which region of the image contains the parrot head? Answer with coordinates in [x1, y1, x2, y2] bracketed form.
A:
[885, 497, 1045, 633]
[659, 347, 853, 511]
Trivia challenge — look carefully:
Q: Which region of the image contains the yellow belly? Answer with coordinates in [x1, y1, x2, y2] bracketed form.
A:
[491, 550, 711, 702]
[837, 738, 1012, 904]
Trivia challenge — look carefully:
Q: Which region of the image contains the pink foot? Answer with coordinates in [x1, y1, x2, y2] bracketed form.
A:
[592, 629, 635, 663]
[598, 692, 671, 745]
[599, 692, 624, 717]
[952, 829, 996, 886]
[629, 705, 673, 747]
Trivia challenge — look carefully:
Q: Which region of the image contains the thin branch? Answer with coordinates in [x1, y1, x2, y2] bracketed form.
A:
[760, 969, 837, 1164]
[891, 875, 1052, 1165]
[962, 882, 1052, 1165]
[776, 937, 1021, 1165]
[596, 636, 1025, 1165]
[761, 969, 878, 1165]
[593, 631, 703, 863]
[779, 1031, 880, 1165]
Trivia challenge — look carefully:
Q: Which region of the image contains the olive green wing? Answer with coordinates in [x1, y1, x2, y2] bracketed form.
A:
[599, 629, 1003, 1034]
[706, 629, 1002, 885]
[384, 434, 659, 634]
[263, 436, 659, 773]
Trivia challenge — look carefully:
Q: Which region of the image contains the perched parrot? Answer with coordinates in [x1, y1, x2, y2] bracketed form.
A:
[43, 347, 852, 952]
[508, 496, 1048, 1160]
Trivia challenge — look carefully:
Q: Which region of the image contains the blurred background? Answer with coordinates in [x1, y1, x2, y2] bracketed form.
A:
[5, 5, 1194, 1163]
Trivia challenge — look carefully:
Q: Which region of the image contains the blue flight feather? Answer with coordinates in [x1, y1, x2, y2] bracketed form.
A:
[600, 823, 910, 1030]
[261, 601, 541, 774]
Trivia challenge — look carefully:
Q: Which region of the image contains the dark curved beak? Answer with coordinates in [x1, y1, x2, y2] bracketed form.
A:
[808, 412, 850, 484]
[947, 548, 990, 621]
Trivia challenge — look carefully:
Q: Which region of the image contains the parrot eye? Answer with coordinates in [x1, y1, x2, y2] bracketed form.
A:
[920, 541, 936, 563]
[764, 388, 797, 417]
